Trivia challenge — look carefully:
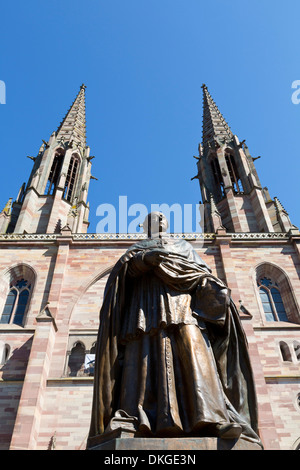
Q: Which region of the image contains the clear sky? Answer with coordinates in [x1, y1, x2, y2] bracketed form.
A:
[0, 0, 299, 233]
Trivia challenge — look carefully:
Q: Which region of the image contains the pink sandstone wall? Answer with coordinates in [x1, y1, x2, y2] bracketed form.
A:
[0, 236, 299, 449]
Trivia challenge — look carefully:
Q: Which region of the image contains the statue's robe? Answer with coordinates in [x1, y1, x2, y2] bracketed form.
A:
[87, 238, 262, 447]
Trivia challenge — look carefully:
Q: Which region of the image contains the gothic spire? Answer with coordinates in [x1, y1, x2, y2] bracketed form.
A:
[201, 84, 233, 146]
[56, 84, 87, 148]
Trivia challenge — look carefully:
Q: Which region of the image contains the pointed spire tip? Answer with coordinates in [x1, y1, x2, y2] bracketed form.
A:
[56, 85, 87, 147]
[201, 85, 233, 144]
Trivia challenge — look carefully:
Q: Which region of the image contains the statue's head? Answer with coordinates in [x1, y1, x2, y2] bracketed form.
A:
[142, 212, 168, 238]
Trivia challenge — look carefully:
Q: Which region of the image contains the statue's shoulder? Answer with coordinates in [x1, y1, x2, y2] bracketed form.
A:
[170, 239, 211, 271]
[171, 238, 194, 253]
[126, 239, 154, 252]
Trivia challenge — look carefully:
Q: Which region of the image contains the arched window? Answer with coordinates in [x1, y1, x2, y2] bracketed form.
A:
[210, 157, 225, 199]
[63, 156, 79, 202]
[68, 341, 85, 377]
[255, 263, 299, 324]
[0, 279, 31, 326]
[279, 341, 292, 362]
[257, 277, 289, 322]
[225, 153, 243, 193]
[45, 153, 63, 195]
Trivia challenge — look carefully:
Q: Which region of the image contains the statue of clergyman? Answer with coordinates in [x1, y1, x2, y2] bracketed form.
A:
[87, 212, 262, 448]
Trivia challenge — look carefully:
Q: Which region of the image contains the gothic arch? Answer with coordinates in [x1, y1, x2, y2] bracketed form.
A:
[70, 339, 86, 350]
[63, 152, 81, 202]
[42, 146, 64, 176]
[51, 146, 65, 158]
[70, 151, 82, 162]
[279, 341, 292, 362]
[1, 262, 37, 284]
[66, 265, 113, 327]
[207, 152, 225, 201]
[0, 263, 37, 326]
[252, 262, 300, 324]
[224, 150, 243, 194]
[62, 149, 82, 168]
[44, 149, 65, 195]
[67, 340, 86, 377]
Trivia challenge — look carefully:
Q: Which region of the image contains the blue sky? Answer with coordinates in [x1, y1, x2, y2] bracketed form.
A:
[0, 0, 299, 233]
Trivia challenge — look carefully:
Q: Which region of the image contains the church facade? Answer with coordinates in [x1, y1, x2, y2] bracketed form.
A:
[0, 84, 299, 450]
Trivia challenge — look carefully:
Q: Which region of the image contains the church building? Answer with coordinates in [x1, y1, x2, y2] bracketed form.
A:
[0, 84, 299, 450]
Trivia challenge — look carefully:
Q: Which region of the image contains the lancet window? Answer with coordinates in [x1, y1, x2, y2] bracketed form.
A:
[257, 277, 288, 322]
[45, 154, 63, 195]
[225, 153, 243, 193]
[68, 341, 85, 376]
[0, 279, 32, 326]
[66, 340, 96, 377]
[210, 157, 225, 199]
[279, 341, 292, 362]
[278, 341, 300, 363]
[63, 156, 79, 202]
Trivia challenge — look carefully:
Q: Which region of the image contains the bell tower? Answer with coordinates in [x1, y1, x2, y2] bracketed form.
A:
[193, 84, 296, 234]
[0, 84, 96, 234]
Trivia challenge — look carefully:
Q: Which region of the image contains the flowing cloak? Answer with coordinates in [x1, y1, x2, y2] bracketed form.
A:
[87, 238, 262, 447]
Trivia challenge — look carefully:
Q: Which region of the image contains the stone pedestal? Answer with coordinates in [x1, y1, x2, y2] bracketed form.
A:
[88, 430, 262, 451]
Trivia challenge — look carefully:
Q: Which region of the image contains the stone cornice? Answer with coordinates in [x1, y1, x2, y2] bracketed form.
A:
[253, 324, 300, 331]
[0, 231, 297, 245]
[47, 377, 94, 386]
[265, 375, 300, 383]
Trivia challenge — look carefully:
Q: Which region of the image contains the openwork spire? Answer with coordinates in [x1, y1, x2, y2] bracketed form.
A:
[56, 84, 87, 147]
[201, 84, 233, 146]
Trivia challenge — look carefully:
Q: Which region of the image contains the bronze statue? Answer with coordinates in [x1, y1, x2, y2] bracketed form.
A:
[87, 212, 262, 448]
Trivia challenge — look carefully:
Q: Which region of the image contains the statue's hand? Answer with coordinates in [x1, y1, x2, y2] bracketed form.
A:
[143, 250, 166, 267]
